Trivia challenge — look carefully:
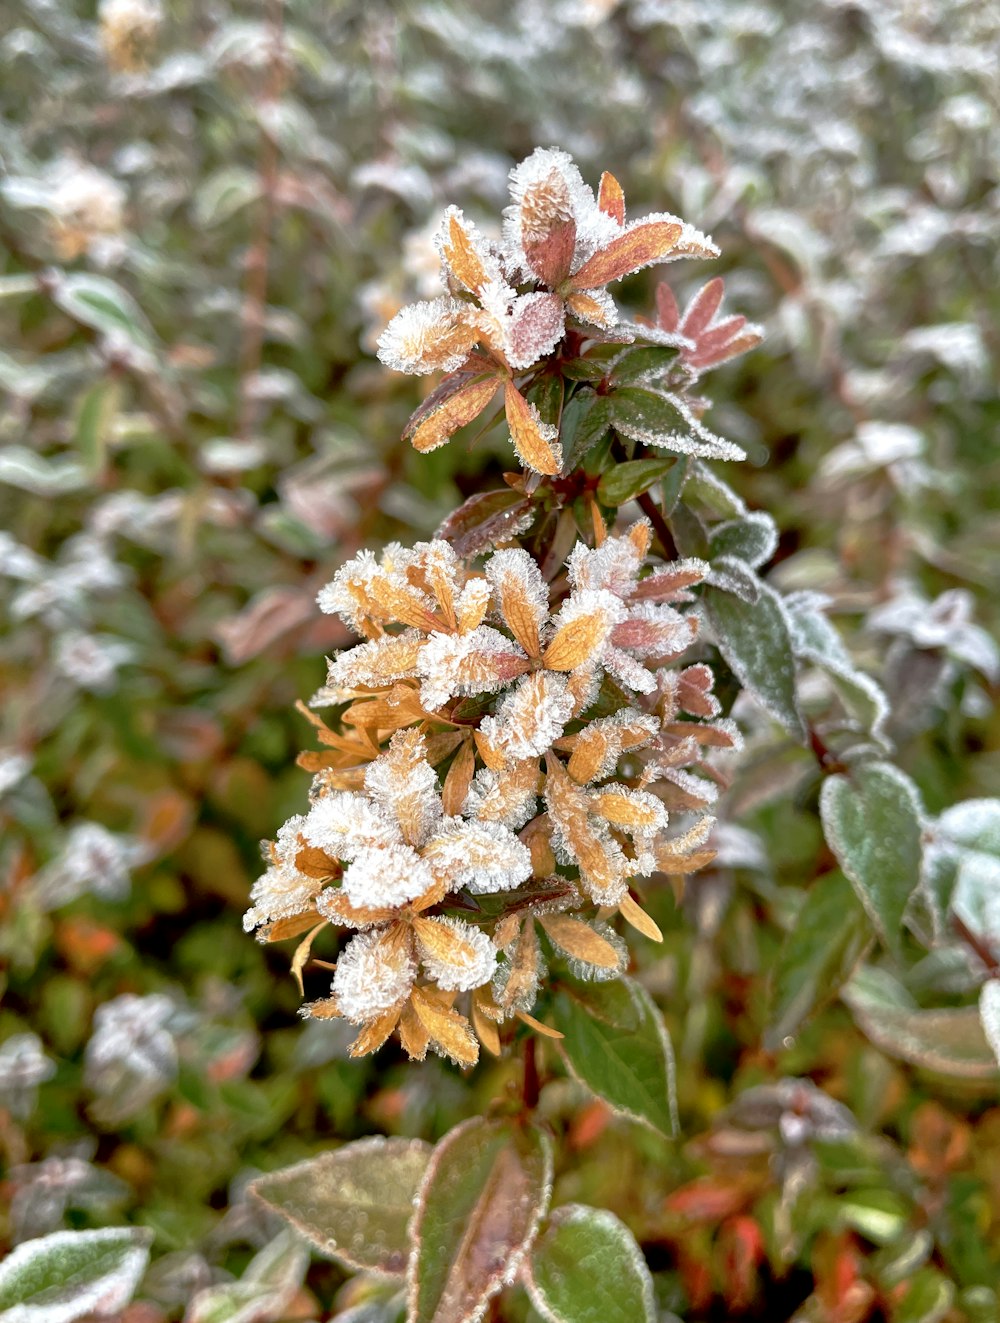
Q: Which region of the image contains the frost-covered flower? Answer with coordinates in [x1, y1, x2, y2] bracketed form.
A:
[376, 147, 720, 474]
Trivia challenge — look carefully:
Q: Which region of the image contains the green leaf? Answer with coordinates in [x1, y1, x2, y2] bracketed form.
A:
[193, 166, 261, 228]
[709, 512, 778, 569]
[525, 1205, 655, 1323]
[891, 1268, 955, 1323]
[607, 344, 679, 384]
[561, 392, 612, 470]
[52, 274, 155, 351]
[552, 976, 677, 1138]
[837, 1188, 910, 1245]
[0, 1227, 152, 1323]
[704, 577, 806, 740]
[608, 386, 744, 460]
[767, 871, 872, 1048]
[249, 1137, 432, 1275]
[659, 456, 687, 514]
[596, 456, 676, 507]
[184, 1231, 309, 1323]
[526, 372, 565, 427]
[408, 1117, 552, 1323]
[842, 965, 998, 1080]
[75, 379, 120, 479]
[820, 763, 924, 961]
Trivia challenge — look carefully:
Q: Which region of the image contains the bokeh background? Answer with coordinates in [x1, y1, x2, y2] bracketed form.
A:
[1, 1, 998, 1319]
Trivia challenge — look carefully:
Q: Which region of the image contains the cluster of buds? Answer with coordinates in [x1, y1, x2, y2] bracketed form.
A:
[245, 150, 759, 1066]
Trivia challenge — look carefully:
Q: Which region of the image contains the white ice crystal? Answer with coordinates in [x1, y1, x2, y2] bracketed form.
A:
[417, 917, 498, 991]
[332, 929, 417, 1022]
[422, 818, 533, 894]
[478, 671, 576, 761]
[33, 822, 142, 909]
[340, 842, 437, 910]
[464, 765, 539, 829]
[303, 792, 400, 859]
[0, 1034, 56, 1120]
[417, 625, 525, 710]
[376, 296, 477, 375]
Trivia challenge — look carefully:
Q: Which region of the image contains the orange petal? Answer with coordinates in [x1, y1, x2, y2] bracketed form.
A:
[410, 985, 479, 1066]
[349, 1005, 402, 1057]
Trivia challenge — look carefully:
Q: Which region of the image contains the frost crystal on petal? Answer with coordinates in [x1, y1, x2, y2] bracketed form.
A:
[363, 730, 442, 848]
[333, 929, 416, 1022]
[416, 917, 498, 991]
[341, 842, 436, 909]
[376, 297, 479, 375]
[422, 818, 533, 894]
[418, 625, 527, 710]
[479, 671, 575, 761]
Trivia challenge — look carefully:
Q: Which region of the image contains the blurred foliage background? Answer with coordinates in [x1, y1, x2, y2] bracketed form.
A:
[1, 1, 998, 1319]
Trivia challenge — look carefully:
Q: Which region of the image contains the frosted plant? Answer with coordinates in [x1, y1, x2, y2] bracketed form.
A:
[246, 148, 755, 1067]
[33, 822, 144, 910]
[83, 993, 179, 1123]
[0, 1033, 56, 1121]
[376, 149, 721, 474]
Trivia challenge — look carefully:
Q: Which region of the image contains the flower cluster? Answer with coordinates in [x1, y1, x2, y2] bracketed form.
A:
[245, 523, 738, 1064]
[376, 147, 719, 475]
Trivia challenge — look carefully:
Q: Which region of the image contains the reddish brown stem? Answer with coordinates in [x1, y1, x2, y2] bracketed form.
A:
[521, 1035, 540, 1113]
[637, 489, 679, 561]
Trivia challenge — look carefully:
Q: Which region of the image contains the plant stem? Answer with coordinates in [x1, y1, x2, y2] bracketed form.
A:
[521, 1035, 540, 1112]
[637, 489, 679, 561]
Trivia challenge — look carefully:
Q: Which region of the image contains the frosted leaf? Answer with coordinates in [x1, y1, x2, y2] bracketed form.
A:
[0, 750, 32, 799]
[601, 645, 658, 695]
[504, 146, 615, 280]
[0, 1034, 56, 1121]
[612, 602, 693, 658]
[504, 292, 566, 368]
[479, 672, 576, 761]
[416, 917, 498, 991]
[84, 993, 177, 1122]
[418, 625, 527, 709]
[485, 547, 549, 649]
[0, 533, 45, 581]
[980, 981, 1000, 1069]
[333, 929, 416, 1022]
[363, 730, 442, 849]
[53, 632, 134, 694]
[566, 525, 645, 597]
[33, 822, 141, 910]
[616, 388, 746, 461]
[434, 205, 503, 295]
[455, 577, 492, 633]
[317, 544, 433, 632]
[567, 710, 660, 783]
[303, 792, 399, 859]
[546, 588, 627, 671]
[341, 843, 436, 910]
[327, 630, 424, 689]
[422, 818, 533, 894]
[244, 867, 321, 933]
[464, 762, 539, 829]
[376, 297, 479, 375]
[565, 285, 618, 328]
[9, 1156, 129, 1245]
[544, 761, 630, 904]
[563, 922, 629, 983]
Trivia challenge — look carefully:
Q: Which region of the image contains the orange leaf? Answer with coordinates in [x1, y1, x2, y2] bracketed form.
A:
[619, 893, 663, 942]
[410, 985, 479, 1066]
[407, 374, 500, 453]
[571, 219, 683, 288]
[442, 212, 490, 294]
[504, 381, 561, 476]
[542, 612, 607, 671]
[516, 1010, 564, 1039]
[291, 921, 328, 996]
[538, 913, 620, 968]
[349, 1006, 402, 1057]
[441, 737, 476, 816]
[597, 171, 625, 225]
[257, 911, 324, 943]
